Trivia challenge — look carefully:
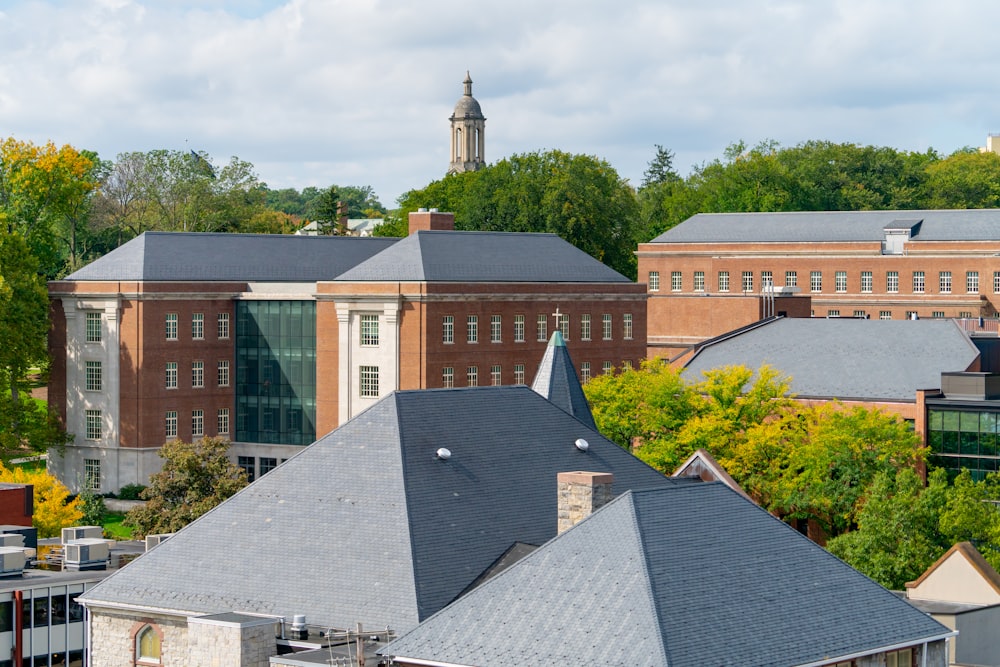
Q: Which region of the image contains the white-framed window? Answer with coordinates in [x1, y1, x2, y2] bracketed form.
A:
[442, 367, 454, 388]
[467, 315, 478, 343]
[84, 458, 101, 491]
[557, 312, 570, 339]
[514, 315, 525, 342]
[192, 313, 204, 340]
[165, 362, 177, 389]
[905, 311, 918, 320]
[933, 311, 945, 319]
[828, 310, 840, 318]
[537, 314, 547, 341]
[887, 271, 899, 294]
[165, 411, 178, 439]
[693, 271, 705, 292]
[623, 313, 633, 340]
[968, 271, 980, 293]
[854, 310, 867, 318]
[880, 311, 892, 320]
[442, 315, 454, 344]
[360, 314, 379, 346]
[192, 361, 204, 389]
[491, 315, 502, 343]
[192, 410, 204, 437]
[165, 313, 178, 340]
[136, 624, 161, 664]
[671, 271, 682, 291]
[85, 361, 102, 392]
[718, 271, 730, 292]
[602, 314, 612, 340]
[217, 360, 229, 387]
[742, 271, 753, 292]
[913, 271, 925, 293]
[581, 314, 591, 341]
[85, 410, 102, 441]
[623, 360, 633, 370]
[940, 271, 952, 293]
[810, 271, 822, 292]
[467, 366, 478, 387]
[491, 365, 502, 386]
[761, 271, 773, 289]
[602, 361, 613, 375]
[861, 271, 873, 293]
[360, 366, 379, 397]
[785, 271, 797, 287]
[648, 271, 660, 292]
[217, 312, 230, 339]
[994, 271, 1000, 294]
[86, 312, 102, 343]
[514, 364, 525, 384]
[581, 362, 591, 383]
[960, 311, 973, 318]
[217, 408, 230, 436]
[835, 271, 847, 293]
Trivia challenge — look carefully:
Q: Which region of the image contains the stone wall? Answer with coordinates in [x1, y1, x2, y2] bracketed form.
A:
[90, 608, 188, 667]
[188, 617, 276, 667]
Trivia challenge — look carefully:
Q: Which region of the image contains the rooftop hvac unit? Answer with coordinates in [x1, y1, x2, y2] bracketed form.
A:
[61, 526, 102, 543]
[145, 533, 174, 551]
[0, 547, 26, 577]
[64, 538, 110, 571]
[0, 534, 25, 548]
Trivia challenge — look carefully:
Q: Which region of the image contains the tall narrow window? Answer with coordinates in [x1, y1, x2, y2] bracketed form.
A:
[761, 271, 773, 289]
[810, 271, 822, 292]
[693, 271, 705, 292]
[861, 271, 873, 293]
[491, 315, 502, 343]
[557, 312, 570, 339]
[467, 366, 478, 387]
[671, 271, 682, 291]
[192, 313, 204, 340]
[718, 271, 730, 292]
[192, 410, 204, 437]
[742, 271, 754, 292]
[602, 361, 613, 375]
[514, 364, 525, 384]
[217, 408, 230, 436]
[835, 271, 847, 293]
[165, 362, 178, 389]
[886, 271, 899, 294]
[580, 362, 591, 383]
[536, 314, 547, 341]
[940, 271, 952, 294]
[360, 314, 379, 346]
[359, 366, 379, 397]
[217, 360, 230, 387]
[514, 314, 525, 343]
[581, 314, 591, 341]
[85, 410, 102, 441]
[968, 271, 980, 294]
[648, 271, 660, 292]
[623, 314, 633, 340]
[165, 313, 178, 340]
[602, 314, 612, 340]
[192, 361, 204, 389]
[85, 361, 102, 391]
[442, 367, 454, 388]
[467, 315, 478, 343]
[86, 312, 102, 343]
[913, 271, 925, 293]
[994, 271, 1000, 294]
[442, 315, 454, 343]
[84, 458, 101, 491]
[238, 456, 255, 482]
[217, 312, 230, 339]
[136, 625, 161, 663]
[165, 411, 178, 439]
[784, 271, 797, 287]
[491, 365, 502, 386]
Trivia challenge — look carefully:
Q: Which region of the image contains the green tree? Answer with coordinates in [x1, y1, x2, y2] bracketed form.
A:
[125, 437, 248, 536]
[641, 144, 681, 189]
[923, 149, 1000, 209]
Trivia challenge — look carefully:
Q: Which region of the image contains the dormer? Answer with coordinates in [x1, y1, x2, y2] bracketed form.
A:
[882, 219, 922, 255]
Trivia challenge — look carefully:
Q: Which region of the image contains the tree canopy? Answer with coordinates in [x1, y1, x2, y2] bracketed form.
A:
[0, 463, 82, 538]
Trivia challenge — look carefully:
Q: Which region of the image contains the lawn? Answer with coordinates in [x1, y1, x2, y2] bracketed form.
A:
[103, 512, 134, 541]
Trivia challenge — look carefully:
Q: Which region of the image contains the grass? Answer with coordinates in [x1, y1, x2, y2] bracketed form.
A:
[103, 511, 134, 541]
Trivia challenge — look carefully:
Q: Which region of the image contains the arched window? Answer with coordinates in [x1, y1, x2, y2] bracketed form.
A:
[455, 128, 463, 160]
[136, 624, 161, 664]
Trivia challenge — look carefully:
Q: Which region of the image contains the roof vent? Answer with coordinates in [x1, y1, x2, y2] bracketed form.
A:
[0, 547, 26, 578]
[290, 614, 308, 640]
[436, 448, 452, 461]
[417, 207, 428, 212]
[575, 438, 589, 452]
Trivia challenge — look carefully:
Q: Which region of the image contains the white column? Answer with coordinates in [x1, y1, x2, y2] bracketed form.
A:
[336, 305, 352, 425]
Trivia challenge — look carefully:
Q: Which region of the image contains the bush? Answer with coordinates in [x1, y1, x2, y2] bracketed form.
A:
[117, 483, 147, 500]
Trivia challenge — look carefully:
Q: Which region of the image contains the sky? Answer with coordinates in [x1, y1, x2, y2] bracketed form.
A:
[2, 0, 1000, 207]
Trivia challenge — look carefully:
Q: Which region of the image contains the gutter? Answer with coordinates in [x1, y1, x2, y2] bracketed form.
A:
[793, 631, 957, 667]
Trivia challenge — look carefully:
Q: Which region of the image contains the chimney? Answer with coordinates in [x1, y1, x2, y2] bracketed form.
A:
[557, 471, 614, 534]
[408, 209, 455, 235]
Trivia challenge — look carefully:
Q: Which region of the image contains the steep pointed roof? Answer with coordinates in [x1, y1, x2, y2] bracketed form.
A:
[531, 331, 595, 429]
[79, 386, 676, 633]
[385, 484, 953, 667]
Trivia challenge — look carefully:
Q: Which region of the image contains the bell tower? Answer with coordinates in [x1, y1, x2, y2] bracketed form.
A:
[449, 71, 486, 174]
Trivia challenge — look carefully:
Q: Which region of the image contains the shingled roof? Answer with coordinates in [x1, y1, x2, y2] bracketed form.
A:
[335, 230, 631, 282]
[384, 484, 952, 667]
[531, 331, 595, 429]
[649, 209, 1000, 244]
[64, 232, 399, 282]
[79, 386, 676, 633]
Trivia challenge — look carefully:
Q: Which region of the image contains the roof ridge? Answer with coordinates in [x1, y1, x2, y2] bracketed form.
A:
[622, 490, 673, 665]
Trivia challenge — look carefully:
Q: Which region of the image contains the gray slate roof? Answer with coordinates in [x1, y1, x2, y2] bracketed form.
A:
[64, 232, 399, 282]
[384, 484, 951, 667]
[683, 318, 979, 401]
[79, 386, 676, 633]
[335, 230, 631, 283]
[649, 209, 1000, 244]
[531, 331, 596, 429]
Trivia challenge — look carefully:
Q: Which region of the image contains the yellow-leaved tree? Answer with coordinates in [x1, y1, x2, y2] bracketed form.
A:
[0, 463, 82, 537]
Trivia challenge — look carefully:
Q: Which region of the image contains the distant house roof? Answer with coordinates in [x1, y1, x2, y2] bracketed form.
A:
[63, 232, 399, 282]
[671, 448, 751, 500]
[335, 230, 631, 283]
[906, 542, 1000, 606]
[79, 386, 676, 633]
[384, 484, 951, 667]
[648, 209, 1000, 244]
[682, 318, 980, 401]
[530, 331, 596, 429]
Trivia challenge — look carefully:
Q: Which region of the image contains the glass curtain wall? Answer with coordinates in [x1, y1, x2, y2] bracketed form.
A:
[928, 408, 1000, 480]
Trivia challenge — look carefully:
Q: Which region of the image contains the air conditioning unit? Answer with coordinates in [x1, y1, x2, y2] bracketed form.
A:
[61, 526, 102, 543]
[0, 534, 25, 548]
[0, 547, 26, 577]
[145, 533, 174, 551]
[64, 538, 110, 571]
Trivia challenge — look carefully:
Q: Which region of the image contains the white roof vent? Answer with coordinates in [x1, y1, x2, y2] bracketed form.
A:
[575, 438, 590, 452]
[436, 448, 452, 460]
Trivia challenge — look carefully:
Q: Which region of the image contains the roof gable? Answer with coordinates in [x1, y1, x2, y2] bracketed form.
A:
[530, 332, 596, 429]
[906, 542, 1000, 606]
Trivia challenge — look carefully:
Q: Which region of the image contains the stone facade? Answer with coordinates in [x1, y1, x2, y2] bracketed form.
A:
[556, 471, 614, 534]
[90, 608, 188, 667]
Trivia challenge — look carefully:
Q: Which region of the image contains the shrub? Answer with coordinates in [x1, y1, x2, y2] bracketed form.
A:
[117, 483, 147, 501]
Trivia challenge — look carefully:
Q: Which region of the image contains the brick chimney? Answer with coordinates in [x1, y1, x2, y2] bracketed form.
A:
[408, 209, 455, 235]
[557, 471, 614, 534]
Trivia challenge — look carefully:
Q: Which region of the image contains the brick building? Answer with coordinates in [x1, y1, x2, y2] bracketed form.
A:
[47, 211, 645, 492]
[638, 209, 1000, 358]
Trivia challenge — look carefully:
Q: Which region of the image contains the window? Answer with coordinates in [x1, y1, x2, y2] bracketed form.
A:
[623, 313, 633, 340]
[192, 313, 204, 340]
[602, 361, 613, 375]
[491, 365, 502, 386]
[880, 311, 892, 320]
[968, 271, 980, 293]
[217, 360, 230, 387]
[785, 271, 797, 287]
[83, 458, 100, 491]
[537, 314, 547, 341]
[443, 315, 454, 344]
[217, 312, 230, 339]
[693, 271, 705, 292]
[602, 314, 612, 340]
[238, 456, 255, 482]
[359, 366, 379, 397]
[742, 271, 753, 292]
[491, 315, 502, 343]
[514, 314, 525, 342]
[192, 361, 204, 388]
[85, 361, 102, 391]
[827, 310, 840, 318]
[136, 624, 161, 663]
[165, 313, 177, 340]
[581, 362, 591, 383]
[467, 366, 478, 387]
[995, 271, 1000, 293]
[913, 271, 925, 293]
[933, 311, 945, 319]
[581, 314, 591, 341]
[557, 312, 570, 339]
[905, 311, 918, 320]
[192, 410, 204, 437]
[885, 648, 912, 667]
[514, 364, 525, 385]
[165, 362, 177, 389]
[959, 311, 973, 318]
[761, 271, 773, 289]
[467, 315, 478, 343]
[86, 312, 101, 342]
[443, 367, 454, 388]
[648, 271, 660, 292]
[165, 411, 178, 439]
[810, 271, 822, 292]
[835, 271, 847, 293]
[718, 271, 730, 292]
[940, 271, 952, 293]
[623, 360, 633, 370]
[260, 457, 278, 475]
[360, 314, 379, 346]
[217, 409, 230, 436]
[671, 271, 682, 291]
[886, 271, 899, 293]
[860, 271, 873, 293]
[853, 310, 867, 318]
[85, 411, 102, 441]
